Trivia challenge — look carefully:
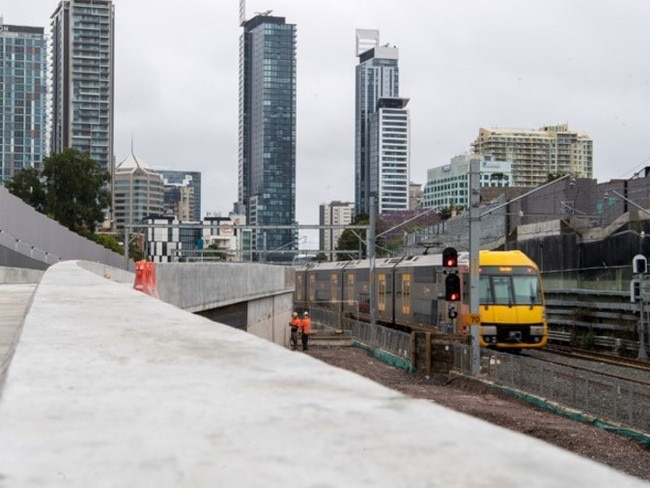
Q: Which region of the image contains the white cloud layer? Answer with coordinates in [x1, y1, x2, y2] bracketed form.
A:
[5, 0, 650, 248]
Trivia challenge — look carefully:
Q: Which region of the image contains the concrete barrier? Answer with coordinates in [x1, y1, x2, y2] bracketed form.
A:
[0, 266, 44, 284]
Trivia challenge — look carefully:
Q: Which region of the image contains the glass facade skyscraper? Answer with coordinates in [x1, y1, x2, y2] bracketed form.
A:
[159, 170, 202, 222]
[0, 20, 47, 183]
[50, 0, 114, 173]
[239, 14, 297, 259]
[355, 29, 400, 216]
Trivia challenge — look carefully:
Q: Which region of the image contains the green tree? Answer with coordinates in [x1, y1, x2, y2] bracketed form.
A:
[42, 148, 111, 236]
[336, 213, 368, 260]
[4, 167, 47, 212]
[92, 233, 123, 254]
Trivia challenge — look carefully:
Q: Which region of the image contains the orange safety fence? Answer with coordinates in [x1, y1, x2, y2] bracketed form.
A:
[133, 260, 159, 299]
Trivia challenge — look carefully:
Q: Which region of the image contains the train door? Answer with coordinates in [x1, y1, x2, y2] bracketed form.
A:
[346, 272, 355, 305]
[308, 272, 316, 303]
[330, 272, 339, 304]
[377, 273, 386, 312]
[295, 272, 304, 303]
[401, 273, 411, 315]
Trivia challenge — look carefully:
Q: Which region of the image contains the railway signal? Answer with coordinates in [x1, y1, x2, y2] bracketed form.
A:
[442, 247, 458, 268]
[443, 247, 460, 301]
[445, 274, 461, 301]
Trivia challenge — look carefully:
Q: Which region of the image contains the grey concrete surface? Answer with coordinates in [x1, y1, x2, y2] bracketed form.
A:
[0, 284, 36, 378]
[0, 260, 646, 487]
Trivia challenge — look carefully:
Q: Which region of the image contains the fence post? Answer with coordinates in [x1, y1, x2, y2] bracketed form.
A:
[425, 332, 432, 377]
[410, 332, 417, 372]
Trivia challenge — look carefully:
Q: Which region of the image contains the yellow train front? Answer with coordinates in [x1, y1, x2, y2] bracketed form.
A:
[458, 250, 548, 349]
[293, 249, 548, 350]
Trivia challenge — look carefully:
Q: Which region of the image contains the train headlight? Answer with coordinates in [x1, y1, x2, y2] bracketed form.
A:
[481, 326, 497, 336]
[530, 326, 544, 336]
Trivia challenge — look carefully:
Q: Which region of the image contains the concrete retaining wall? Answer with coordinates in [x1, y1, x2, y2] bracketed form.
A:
[0, 186, 130, 271]
[0, 267, 44, 284]
[153, 262, 295, 347]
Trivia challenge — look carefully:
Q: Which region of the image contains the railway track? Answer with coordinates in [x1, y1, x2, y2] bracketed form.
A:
[544, 344, 650, 372]
[524, 345, 650, 387]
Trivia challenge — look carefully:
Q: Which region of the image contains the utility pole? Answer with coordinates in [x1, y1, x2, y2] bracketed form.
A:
[368, 196, 377, 326]
[469, 158, 481, 375]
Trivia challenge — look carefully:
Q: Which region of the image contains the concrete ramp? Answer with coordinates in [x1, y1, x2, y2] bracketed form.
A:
[0, 261, 645, 487]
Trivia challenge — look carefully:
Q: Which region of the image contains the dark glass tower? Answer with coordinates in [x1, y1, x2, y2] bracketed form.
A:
[239, 14, 297, 259]
[0, 21, 47, 183]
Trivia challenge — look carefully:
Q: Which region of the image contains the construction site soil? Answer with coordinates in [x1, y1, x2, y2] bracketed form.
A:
[307, 345, 650, 482]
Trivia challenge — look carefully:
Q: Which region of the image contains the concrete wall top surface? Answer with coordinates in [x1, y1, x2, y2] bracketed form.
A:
[0, 261, 645, 487]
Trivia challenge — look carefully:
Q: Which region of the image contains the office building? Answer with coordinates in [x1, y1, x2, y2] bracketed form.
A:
[423, 155, 512, 211]
[472, 124, 592, 187]
[355, 29, 400, 216]
[368, 97, 410, 213]
[113, 153, 164, 231]
[409, 182, 423, 210]
[239, 13, 297, 259]
[50, 0, 115, 174]
[159, 170, 202, 222]
[319, 201, 355, 261]
[0, 19, 47, 182]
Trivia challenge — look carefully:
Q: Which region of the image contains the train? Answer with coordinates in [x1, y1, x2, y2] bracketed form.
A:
[294, 249, 548, 350]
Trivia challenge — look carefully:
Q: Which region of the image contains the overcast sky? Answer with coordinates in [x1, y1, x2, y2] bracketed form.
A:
[5, 0, 650, 247]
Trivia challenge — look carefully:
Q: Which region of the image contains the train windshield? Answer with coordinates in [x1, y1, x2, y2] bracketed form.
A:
[479, 266, 543, 306]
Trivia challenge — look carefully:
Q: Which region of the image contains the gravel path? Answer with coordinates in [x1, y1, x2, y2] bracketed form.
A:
[307, 345, 650, 482]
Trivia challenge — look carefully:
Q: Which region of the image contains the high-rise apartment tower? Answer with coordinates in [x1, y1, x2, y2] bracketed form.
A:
[50, 0, 115, 174]
[369, 97, 410, 212]
[472, 124, 592, 187]
[355, 29, 400, 216]
[238, 13, 297, 259]
[0, 19, 47, 182]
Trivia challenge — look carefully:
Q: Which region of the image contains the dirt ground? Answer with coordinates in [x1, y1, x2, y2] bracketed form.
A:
[307, 345, 650, 482]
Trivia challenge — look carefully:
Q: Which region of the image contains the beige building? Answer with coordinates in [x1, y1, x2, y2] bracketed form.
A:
[320, 201, 355, 261]
[113, 153, 164, 231]
[472, 123, 592, 187]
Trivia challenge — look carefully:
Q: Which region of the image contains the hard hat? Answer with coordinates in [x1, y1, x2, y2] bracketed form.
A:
[303, 311, 309, 316]
[292, 312, 298, 317]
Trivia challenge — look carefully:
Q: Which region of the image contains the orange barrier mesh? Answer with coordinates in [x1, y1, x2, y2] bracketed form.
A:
[133, 260, 159, 299]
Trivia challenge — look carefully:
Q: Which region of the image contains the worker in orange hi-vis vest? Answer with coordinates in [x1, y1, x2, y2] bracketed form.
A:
[300, 311, 311, 351]
[289, 312, 301, 350]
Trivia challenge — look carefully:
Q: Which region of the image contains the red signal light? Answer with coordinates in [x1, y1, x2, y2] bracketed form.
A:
[442, 247, 458, 269]
[445, 273, 461, 301]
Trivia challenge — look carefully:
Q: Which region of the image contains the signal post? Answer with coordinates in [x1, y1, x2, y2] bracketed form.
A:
[468, 158, 481, 375]
[632, 254, 648, 360]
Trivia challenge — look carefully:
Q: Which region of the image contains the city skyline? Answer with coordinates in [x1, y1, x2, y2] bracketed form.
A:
[3, 0, 650, 248]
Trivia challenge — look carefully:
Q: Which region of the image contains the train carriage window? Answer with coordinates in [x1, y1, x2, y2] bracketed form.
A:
[479, 266, 544, 306]
[491, 276, 512, 305]
[479, 275, 491, 303]
[513, 275, 542, 305]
